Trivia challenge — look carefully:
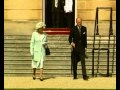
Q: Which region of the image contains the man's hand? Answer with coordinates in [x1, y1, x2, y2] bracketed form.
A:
[71, 42, 75, 48]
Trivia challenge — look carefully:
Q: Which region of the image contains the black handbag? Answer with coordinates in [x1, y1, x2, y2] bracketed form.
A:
[45, 46, 50, 55]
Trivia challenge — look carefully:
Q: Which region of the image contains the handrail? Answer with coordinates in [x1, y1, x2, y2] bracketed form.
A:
[96, 36, 101, 76]
[92, 7, 113, 77]
[112, 35, 115, 73]
[92, 48, 110, 77]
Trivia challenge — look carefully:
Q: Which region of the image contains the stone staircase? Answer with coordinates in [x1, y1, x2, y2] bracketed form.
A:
[4, 34, 116, 77]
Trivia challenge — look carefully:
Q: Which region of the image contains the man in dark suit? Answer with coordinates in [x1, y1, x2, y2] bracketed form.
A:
[51, 0, 60, 27]
[68, 17, 89, 80]
[51, 0, 65, 28]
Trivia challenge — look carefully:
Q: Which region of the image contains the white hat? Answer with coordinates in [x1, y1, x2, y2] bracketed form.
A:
[35, 22, 46, 30]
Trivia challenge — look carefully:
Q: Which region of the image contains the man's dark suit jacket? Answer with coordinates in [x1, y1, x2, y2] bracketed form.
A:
[69, 25, 87, 49]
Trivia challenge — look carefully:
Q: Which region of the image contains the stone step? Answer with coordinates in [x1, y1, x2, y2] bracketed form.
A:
[3, 72, 78, 77]
[4, 55, 116, 60]
[4, 66, 116, 72]
[4, 73, 116, 77]
[4, 35, 116, 76]
[4, 39, 116, 44]
[4, 70, 116, 76]
[4, 35, 116, 40]
[4, 57, 116, 63]
[4, 48, 116, 53]
[4, 43, 116, 46]
[4, 67, 116, 72]
[4, 45, 116, 52]
[4, 61, 116, 65]
[4, 57, 116, 62]
[4, 63, 116, 69]
[4, 49, 116, 54]
[4, 58, 116, 62]
[4, 45, 116, 50]
[4, 64, 116, 69]
[4, 51, 116, 57]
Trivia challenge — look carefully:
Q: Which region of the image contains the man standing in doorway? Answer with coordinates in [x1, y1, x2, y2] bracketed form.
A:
[51, 0, 65, 28]
[68, 17, 89, 80]
[51, 0, 60, 27]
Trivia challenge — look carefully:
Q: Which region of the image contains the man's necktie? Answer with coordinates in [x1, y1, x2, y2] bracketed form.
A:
[78, 26, 81, 35]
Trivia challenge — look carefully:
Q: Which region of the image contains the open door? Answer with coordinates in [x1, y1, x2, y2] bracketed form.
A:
[45, 0, 75, 28]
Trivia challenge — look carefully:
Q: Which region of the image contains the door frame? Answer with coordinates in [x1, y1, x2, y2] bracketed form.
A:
[42, 0, 45, 22]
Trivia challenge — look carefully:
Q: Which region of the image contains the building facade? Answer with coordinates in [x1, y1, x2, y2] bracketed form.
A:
[4, 0, 116, 36]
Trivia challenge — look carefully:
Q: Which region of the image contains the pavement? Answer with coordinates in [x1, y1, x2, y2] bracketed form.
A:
[4, 76, 116, 89]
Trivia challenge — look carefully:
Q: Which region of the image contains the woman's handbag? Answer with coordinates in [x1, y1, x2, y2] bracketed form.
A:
[45, 46, 50, 55]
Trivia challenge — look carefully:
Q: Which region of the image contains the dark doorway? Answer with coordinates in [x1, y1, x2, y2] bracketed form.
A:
[45, 0, 75, 28]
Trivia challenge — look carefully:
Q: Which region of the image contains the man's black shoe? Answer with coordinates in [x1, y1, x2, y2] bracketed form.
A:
[73, 77, 77, 79]
[40, 78, 43, 81]
[83, 76, 89, 80]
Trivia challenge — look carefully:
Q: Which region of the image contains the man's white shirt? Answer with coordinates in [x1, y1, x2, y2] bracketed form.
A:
[64, 0, 73, 13]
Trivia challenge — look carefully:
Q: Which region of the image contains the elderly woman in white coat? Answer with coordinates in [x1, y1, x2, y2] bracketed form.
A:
[30, 22, 47, 81]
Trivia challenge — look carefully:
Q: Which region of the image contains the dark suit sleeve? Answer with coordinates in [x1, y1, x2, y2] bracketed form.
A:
[68, 28, 74, 44]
